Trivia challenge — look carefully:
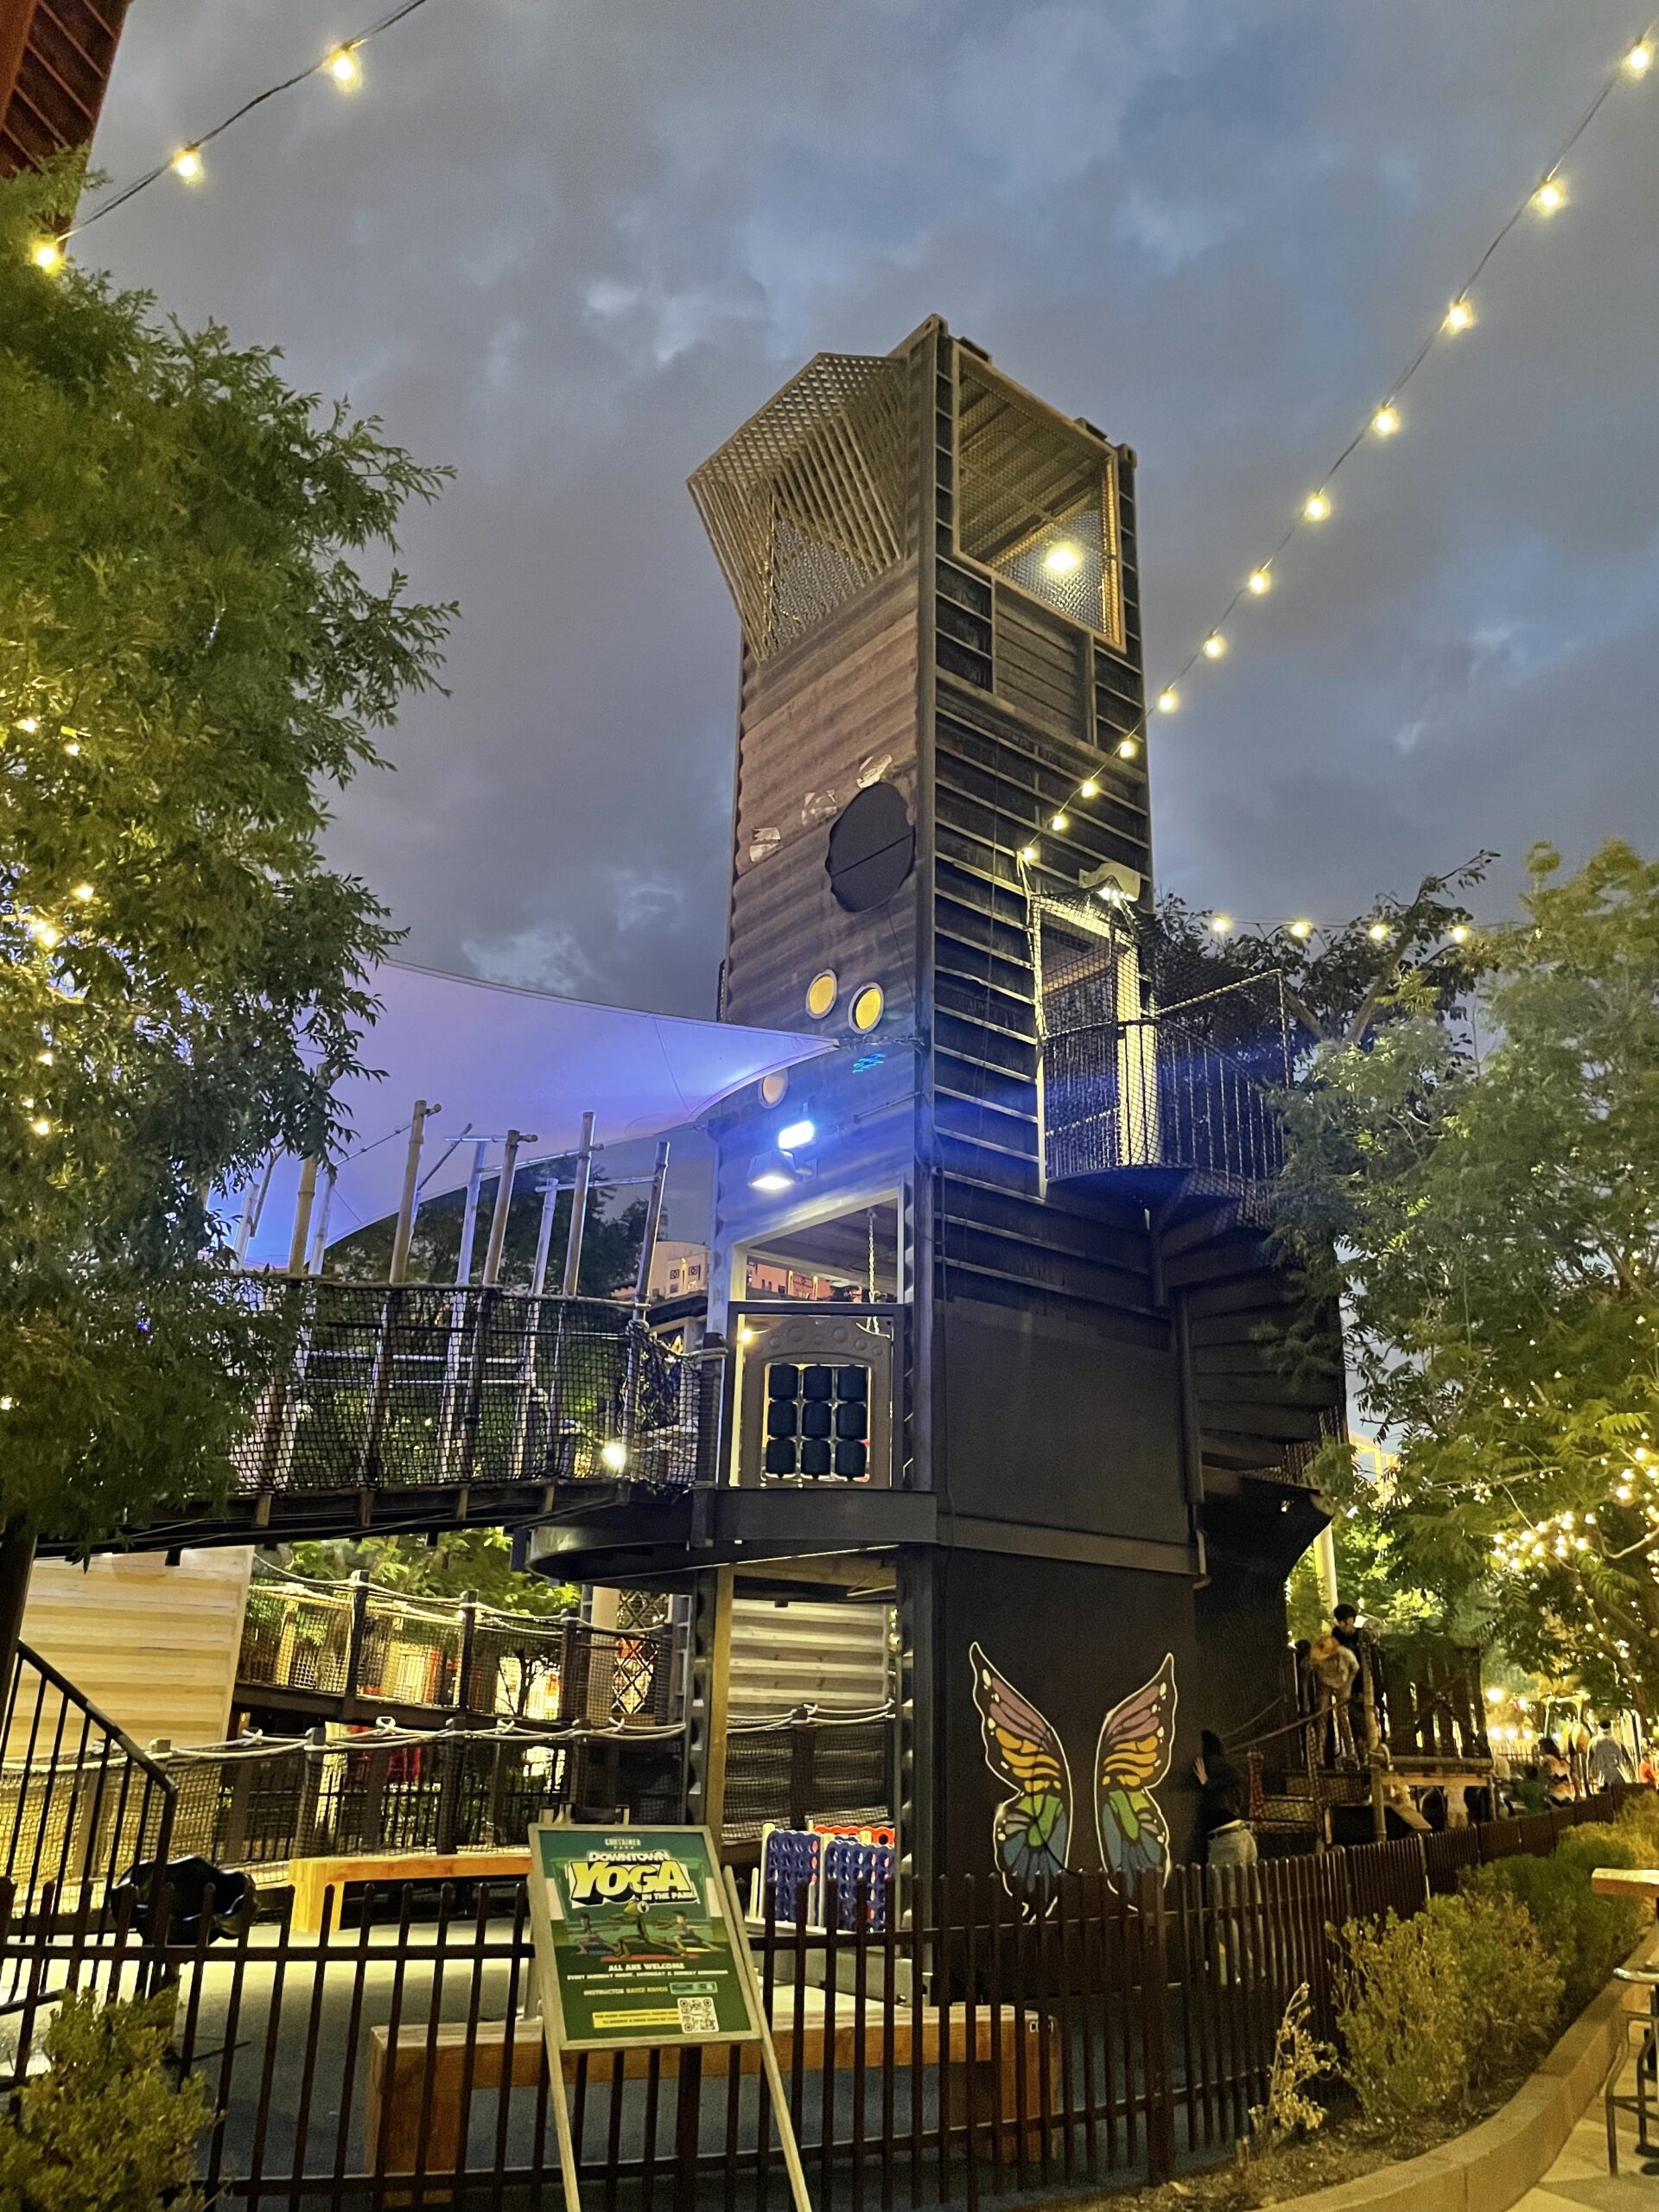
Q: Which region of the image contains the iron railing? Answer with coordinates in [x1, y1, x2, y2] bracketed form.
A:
[0, 1793, 1621, 2204]
[1043, 1011, 1284, 1192]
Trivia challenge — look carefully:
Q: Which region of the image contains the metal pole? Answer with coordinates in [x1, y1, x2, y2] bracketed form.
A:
[389, 1100, 440, 1283]
[455, 1141, 490, 1286]
[530, 1175, 563, 1298]
[560, 1112, 597, 1299]
[234, 1152, 277, 1262]
[481, 1130, 528, 1287]
[287, 1156, 321, 1276]
[632, 1138, 671, 1313]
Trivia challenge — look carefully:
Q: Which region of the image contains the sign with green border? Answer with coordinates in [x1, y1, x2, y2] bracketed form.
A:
[527, 1823, 763, 2052]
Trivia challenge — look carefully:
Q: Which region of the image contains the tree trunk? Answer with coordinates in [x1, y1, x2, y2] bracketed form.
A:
[0, 1516, 35, 1693]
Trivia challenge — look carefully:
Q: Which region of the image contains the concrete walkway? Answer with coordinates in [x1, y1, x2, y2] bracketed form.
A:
[1516, 2095, 1659, 2210]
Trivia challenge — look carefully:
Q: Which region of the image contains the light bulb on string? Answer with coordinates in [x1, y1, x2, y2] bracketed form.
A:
[1157, 687, 1179, 714]
[1078, 778, 1098, 799]
[16, 717, 39, 734]
[1370, 404, 1401, 438]
[1202, 632, 1226, 660]
[28, 1117, 51, 1138]
[1367, 921, 1391, 943]
[1288, 920, 1313, 939]
[1210, 915, 1233, 937]
[1246, 569, 1271, 595]
[1303, 491, 1332, 523]
[1020, 843, 1039, 865]
[170, 145, 204, 183]
[1449, 924, 1470, 944]
[1116, 737, 1139, 760]
[1050, 811, 1070, 832]
[71, 883, 94, 903]
[1531, 176, 1566, 215]
[29, 238, 64, 273]
[327, 43, 362, 86]
[1443, 298, 1476, 334]
[1624, 40, 1653, 74]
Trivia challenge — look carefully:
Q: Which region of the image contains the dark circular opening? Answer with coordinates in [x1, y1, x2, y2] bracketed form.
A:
[825, 783, 915, 912]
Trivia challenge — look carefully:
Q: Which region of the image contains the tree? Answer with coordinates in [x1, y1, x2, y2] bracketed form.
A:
[0, 160, 452, 1645]
[281, 1528, 579, 1618]
[1274, 841, 1659, 1716]
[327, 1172, 646, 1296]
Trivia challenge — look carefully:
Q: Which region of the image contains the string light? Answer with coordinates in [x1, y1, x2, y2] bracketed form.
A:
[29, 238, 63, 273]
[1288, 919, 1313, 939]
[1116, 737, 1138, 760]
[1007, 19, 1656, 873]
[49, 0, 442, 247]
[15, 716, 39, 734]
[1050, 811, 1070, 832]
[1210, 915, 1233, 937]
[28, 1118, 51, 1138]
[1078, 778, 1099, 798]
[1366, 921, 1391, 943]
[70, 883, 94, 903]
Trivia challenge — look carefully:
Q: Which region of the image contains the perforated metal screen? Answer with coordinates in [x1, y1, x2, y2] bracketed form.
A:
[957, 354, 1123, 645]
[690, 353, 909, 659]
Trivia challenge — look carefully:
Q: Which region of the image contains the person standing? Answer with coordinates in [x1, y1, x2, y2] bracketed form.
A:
[1194, 1730, 1256, 1871]
[1332, 1602, 1382, 1749]
[1588, 1719, 1632, 1792]
[1309, 1627, 1360, 1765]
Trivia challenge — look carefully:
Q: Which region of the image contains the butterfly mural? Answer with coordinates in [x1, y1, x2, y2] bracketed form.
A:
[970, 1643, 1179, 1904]
[969, 1642, 1072, 1896]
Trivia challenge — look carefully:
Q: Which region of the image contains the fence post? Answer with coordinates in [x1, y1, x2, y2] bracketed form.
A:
[292, 1730, 327, 1861]
[456, 1589, 479, 1714]
[344, 1571, 371, 1709]
[787, 1710, 817, 1832]
[1138, 1872, 1176, 2185]
[435, 1721, 464, 1854]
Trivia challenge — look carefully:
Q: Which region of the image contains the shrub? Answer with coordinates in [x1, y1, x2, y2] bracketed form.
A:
[1336, 1910, 1470, 2123]
[0, 1988, 210, 2212]
[1612, 1790, 1659, 1866]
[1423, 1890, 1562, 2085]
[1464, 1828, 1643, 2017]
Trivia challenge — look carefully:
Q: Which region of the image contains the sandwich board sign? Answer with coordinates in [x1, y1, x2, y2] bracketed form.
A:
[526, 1821, 810, 2212]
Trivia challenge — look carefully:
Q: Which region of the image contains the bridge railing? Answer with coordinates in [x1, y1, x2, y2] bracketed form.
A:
[1043, 1010, 1285, 1194]
[235, 1280, 713, 1497]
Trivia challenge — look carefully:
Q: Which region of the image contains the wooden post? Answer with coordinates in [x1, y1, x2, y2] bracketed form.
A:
[482, 1131, 528, 1287]
[344, 1570, 371, 1709]
[455, 1589, 479, 1715]
[287, 1155, 321, 1275]
[389, 1100, 440, 1283]
[1360, 1649, 1386, 1842]
[455, 1141, 490, 1286]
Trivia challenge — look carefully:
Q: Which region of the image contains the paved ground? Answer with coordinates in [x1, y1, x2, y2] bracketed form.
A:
[1517, 2098, 1659, 2210]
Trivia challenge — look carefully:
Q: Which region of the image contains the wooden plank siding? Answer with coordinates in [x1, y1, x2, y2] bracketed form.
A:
[1, 0, 131, 177]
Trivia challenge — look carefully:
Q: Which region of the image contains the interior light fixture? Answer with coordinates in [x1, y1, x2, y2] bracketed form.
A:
[1042, 541, 1083, 576]
[777, 1118, 816, 1153]
[599, 1440, 628, 1471]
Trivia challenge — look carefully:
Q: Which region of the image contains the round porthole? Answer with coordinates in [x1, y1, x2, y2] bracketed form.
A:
[806, 970, 838, 1020]
[850, 982, 885, 1033]
[760, 1071, 789, 1107]
[826, 783, 914, 912]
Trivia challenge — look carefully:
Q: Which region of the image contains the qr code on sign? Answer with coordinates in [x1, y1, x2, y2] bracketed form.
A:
[677, 1997, 720, 2036]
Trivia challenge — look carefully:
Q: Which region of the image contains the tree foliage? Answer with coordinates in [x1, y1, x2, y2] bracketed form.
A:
[1274, 841, 1659, 1713]
[280, 1527, 579, 1617]
[0, 161, 452, 1546]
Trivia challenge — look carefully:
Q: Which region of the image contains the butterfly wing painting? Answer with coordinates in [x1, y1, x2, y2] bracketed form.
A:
[1094, 1654, 1179, 1893]
[969, 1642, 1072, 1901]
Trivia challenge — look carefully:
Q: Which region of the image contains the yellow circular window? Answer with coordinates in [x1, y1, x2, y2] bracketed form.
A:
[850, 982, 885, 1033]
[805, 970, 838, 1020]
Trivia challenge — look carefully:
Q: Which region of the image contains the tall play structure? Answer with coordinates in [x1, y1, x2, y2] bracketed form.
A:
[537, 316, 1341, 1892]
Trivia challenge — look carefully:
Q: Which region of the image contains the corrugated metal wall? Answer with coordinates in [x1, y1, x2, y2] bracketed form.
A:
[727, 1596, 892, 1720]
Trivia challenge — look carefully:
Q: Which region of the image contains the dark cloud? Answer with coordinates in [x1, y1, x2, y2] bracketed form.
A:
[81, 0, 1659, 996]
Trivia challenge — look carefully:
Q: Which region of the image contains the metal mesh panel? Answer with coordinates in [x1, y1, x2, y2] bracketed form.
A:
[690, 352, 909, 659]
[957, 353, 1122, 644]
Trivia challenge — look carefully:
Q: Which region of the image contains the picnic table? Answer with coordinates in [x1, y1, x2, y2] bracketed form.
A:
[1590, 1866, 1659, 1906]
[288, 1848, 531, 1935]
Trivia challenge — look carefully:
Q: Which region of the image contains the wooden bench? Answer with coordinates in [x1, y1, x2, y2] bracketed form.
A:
[288, 1849, 531, 1935]
[365, 2004, 1059, 2195]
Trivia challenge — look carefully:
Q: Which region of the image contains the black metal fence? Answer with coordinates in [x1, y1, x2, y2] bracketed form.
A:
[1043, 1014, 1284, 1193]
[0, 1795, 1618, 2209]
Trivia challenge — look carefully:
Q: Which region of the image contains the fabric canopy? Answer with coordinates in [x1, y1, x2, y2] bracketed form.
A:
[234, 962, 830, 1267]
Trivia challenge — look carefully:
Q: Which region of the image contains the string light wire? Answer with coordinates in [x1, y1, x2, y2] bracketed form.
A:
[1016, 16, 1658, 875]
[60, 0, 440, 240]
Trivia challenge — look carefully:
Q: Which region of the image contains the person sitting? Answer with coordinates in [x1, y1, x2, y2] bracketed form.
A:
[1373, 1747, 1431, 1835]
[1538, 1736, 1575, 1805]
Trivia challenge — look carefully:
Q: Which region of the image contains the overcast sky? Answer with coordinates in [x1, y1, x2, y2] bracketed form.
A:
[79, 0, 1659, 1018]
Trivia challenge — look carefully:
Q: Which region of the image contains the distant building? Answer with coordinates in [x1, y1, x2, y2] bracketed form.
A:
[1, 0, 132, 177]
